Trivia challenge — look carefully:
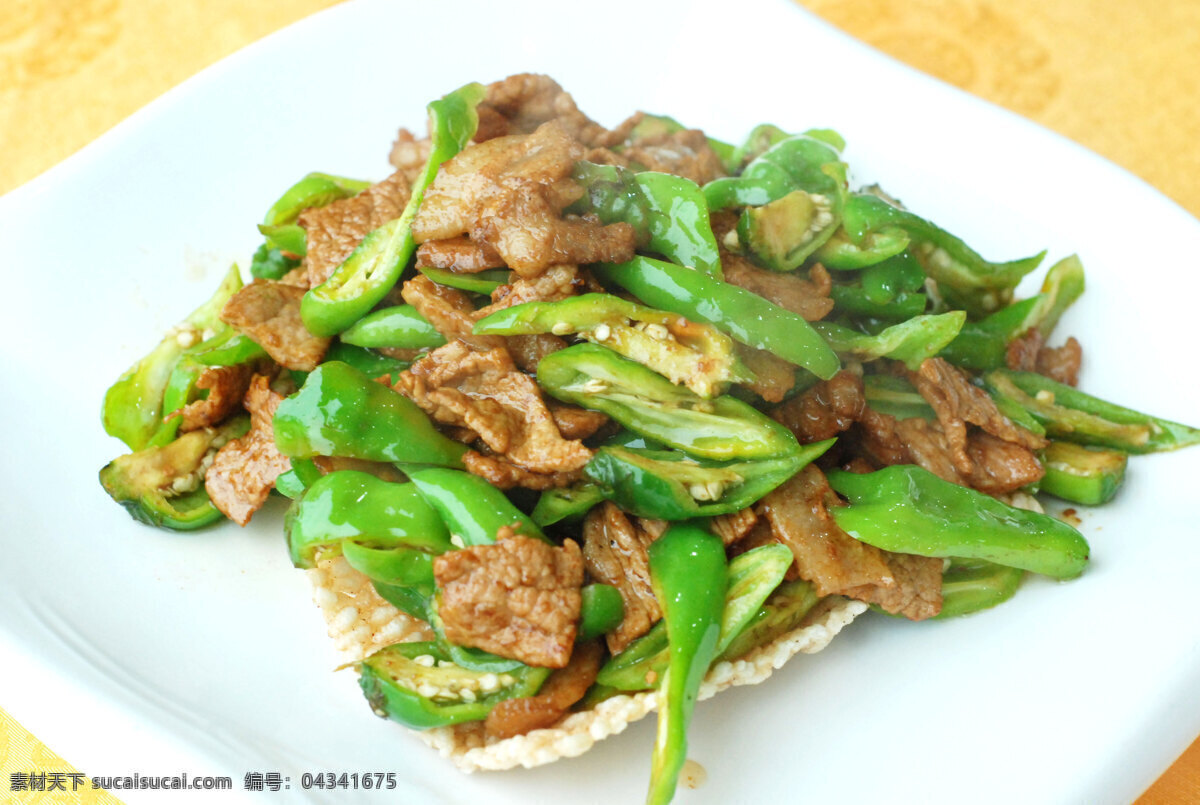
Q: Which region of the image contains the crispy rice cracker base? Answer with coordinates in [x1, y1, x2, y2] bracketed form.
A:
[309, 555, 866, 772]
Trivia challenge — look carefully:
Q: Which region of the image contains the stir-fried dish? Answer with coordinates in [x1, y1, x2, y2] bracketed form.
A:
[98, 74, 1200, 802]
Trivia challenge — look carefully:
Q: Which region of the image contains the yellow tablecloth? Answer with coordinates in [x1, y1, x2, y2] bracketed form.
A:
[2, 1, 1197, 802]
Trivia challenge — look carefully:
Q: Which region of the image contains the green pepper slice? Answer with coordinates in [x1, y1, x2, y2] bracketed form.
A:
[301, 82, 485, 336]
[538, 344, 800, 461]
[826, 465, 1090, 579]
[593, 256, 840, 380]
[337, 304, 447, 351]
[416, 267, 511, 295]
[273, 361, 467, 467]
[936, 559, 1025, 619]
[578, 584, 625, 643]
[405, 467, 547, 546]
[814, 312, 965, 370]
[358, 641, 551, 730]
[704, 132, 846, 211]
[1039, 441, 1127, 505]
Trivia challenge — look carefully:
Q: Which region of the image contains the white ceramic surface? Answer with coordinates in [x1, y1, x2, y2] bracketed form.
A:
[2, 0, 1199, 802]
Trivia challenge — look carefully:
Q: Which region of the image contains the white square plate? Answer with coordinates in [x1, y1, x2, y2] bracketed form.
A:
[2, 0, 1199, 802]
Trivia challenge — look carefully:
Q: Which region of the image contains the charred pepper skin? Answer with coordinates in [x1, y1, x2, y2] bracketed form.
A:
[301, 82, 485, 337]
[593, 256, 840, 380]
[826, 465, 1090, 580]
[272, 361, 468, 467]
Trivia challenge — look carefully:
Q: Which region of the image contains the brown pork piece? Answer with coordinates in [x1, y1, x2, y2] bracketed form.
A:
[911, 357, 1047, 475]
[1036, 336, 1082, 386]
[772, 370, 866, 443]
[484, 641, 604, 739]
[298, 170, 412, 287]
[435, 535, 584, 669]
[478, 264, 583, 315]
[400, 274, 504, 350]
[220, 280, 329, 371]
[462, 451, 583, 491]
[843, 552, 944, 621]
[710, 507, 760, 546]
[735, 345, 796, 403]
[394, 340, 592, 482]
[1005, 328, 1043, 373]
[964, 431, 1046, 494]
[547, 401, 608, 441]
[722, 254, 834, 322]
[855, 406, 910, 467]
[474, 73, 614, 147]
[756, 465, 894, 597]
[507, 334, 568, 374]
[582, 503, 662, 655]
[415, 236, 507, 273]
[204, 375, 291, 526]
[617, 127, 728, 185]
[411, 121, 636, 277]
[388, 129, 432, 185]
[892, 417, 965, 485]
[173, 364, 255, 432]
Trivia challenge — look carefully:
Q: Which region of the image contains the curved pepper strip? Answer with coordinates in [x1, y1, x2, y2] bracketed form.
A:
[404, 467, 548, 546]
[531, 430, 667, 526]
[474, 292, 748, 398]
[102, 264, 244, 452]
[339, 304, 447, 351]
[570, 162, 722, 278]
[935, 559, 1025, 619]
[815, 226, 910, 270]
[257, 173, 372, 258]
[583, 440, 834, 521]
[813, 312, 965, 371]
[301, 82, 485, 337]
[416, 266, 510, 295]
[704, 132, 846, 211]
[939, 254, 1085, 371]
[358, 641, 551, 730]
[646, 523, 727, 805]
[841, 193, 1045, 318]
[538, 344, 800, 461]
[578, 584, 624, 643]
[285, 471, 453, 567]
[827, 251, 928, 321]
[342, 540, 436, 592]
[982, 370, 1200, 453]
[594, 256, 840, 380]
[273, 361, 468, 467]
[826, 465, 1090, 579]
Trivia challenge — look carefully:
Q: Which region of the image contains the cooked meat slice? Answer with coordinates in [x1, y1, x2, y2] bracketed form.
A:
[722, 255, 834, 322]
[204, 375, 291, 526]
[507, 334, 567, 374]
[395, 340, 592, 476]
[400, 274, 505, 352]
[278, 265, 310, 289]
[415, 236, 506, 273]
[298, 170, 411, 287]
[844, 552, 943, 621]
[1005, 328, 1043, 373]
[479, 264, 582, 315]
[484, 640, 604, 739]
[462, 451, 583, 491]
[387, 128, 432, 184]
[756, 465, 894, 597]
[772, 370, 866, 443]
[220, 279, 329, 371]
[964, 431, 1046, 494]
[547, 401, 608, 441]
[855, 406, 910, 467]
[618, 127, 727, 185]
[411, 121, 636, 276]
[434, 535, 584, 668]
[736, 344, 796, 403]
[1036, 336, 1082, 387]
[710, 507, 759, 546]
[911, 357, 1046, 475]
[582, 503, 662, 654]
[475, 73, 611, 147]
[892, 417, 965, 484]
[726, 519, 790, 573]
[174, 364, 255, 432]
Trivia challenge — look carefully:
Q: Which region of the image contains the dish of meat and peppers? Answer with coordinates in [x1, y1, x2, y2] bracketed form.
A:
[96, 75, 1200, 802]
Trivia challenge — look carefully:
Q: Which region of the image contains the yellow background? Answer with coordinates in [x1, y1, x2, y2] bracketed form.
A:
[1, 0, 1196, 802]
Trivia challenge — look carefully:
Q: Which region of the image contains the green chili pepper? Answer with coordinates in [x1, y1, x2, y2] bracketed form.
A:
[285, 471, 452, 567]
[730, 123, 790, 168]
[99, 416, 249, 531]
[405, 467, 547, 546]
[475, 293, 748, 398]
[983, 370, 1200, 453]
[538, 344, 800, 461]
[939, 255, 1085, 370]
[704, 132, 846, 211]
[826, 465, 1090, 579]
[340, 305, 447, 351]
[416, 266, 510, 295]
[646, 523, 727, 805]
[342, 540, 436, 592]
[322, 342, 410, 383]
[583, 440, 834, 521]
[531, 483, 606, 526]
[249, 243, 300, 280]
[715, 579, 820, 663]
[570, 162, 722, 278]
[1039, 441, 1127, 505]
[372, 581, 433, 624]
[841, 193, 1045, 318]
[272, 361, 468, 467]
[814, 312, 965, 370]
[190, 329, 269, 367]
[358, 641, 551, 730]
[936, 559, 1025, 619]
[102, 264, 243, 452]
[814, 226, 910, 270]
[262, 172, 372, 230]
[861, 374, 935, 420]
[578, 584, 625, 643]
[598, 543, 792, 692]
[593, 256, 840, 379]
[301, 82, 485, 337]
